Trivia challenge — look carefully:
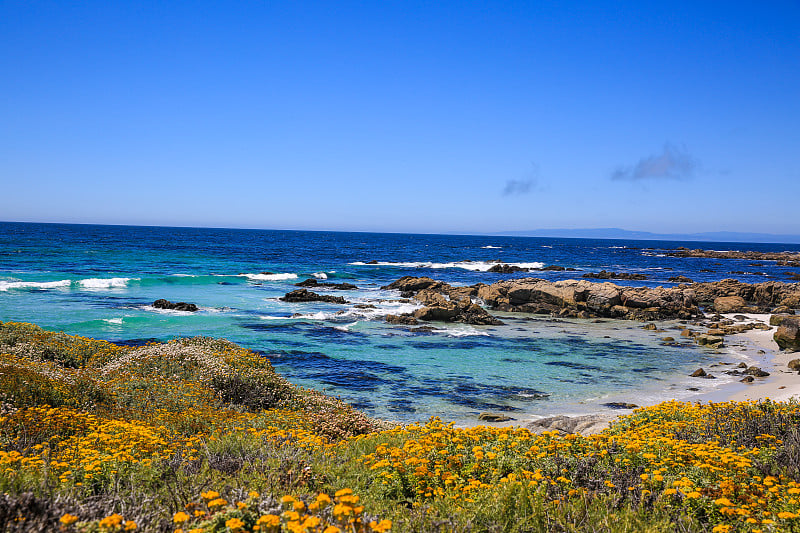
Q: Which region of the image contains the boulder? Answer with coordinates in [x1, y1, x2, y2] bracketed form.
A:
[478, 413, 513, 423]
[745, 366, 770, 377]
[385, 314, 419, 325]
[774, 317, 800, 352]
[690, 368, 707, 377]
[153, 299, 198, 312]
[583, 270, 648, 280]
[487, 263, 529, 274]
[602, 402, 639, 409]
[668, 275, 694, 283]
[713, 296, 751, 313]
[280, 289, 348, 304]
[788, 359, 800, 371]
[381, 276, 444, 293]
[770, 314, 793, 326]
[295, 279, 358, 290]
[740, 376, 754, 383]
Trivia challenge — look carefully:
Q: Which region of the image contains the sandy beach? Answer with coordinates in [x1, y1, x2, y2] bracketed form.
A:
[722, 313, 800, 403]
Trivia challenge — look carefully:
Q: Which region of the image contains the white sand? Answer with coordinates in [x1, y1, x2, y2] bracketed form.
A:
[720, 313, 800, 403]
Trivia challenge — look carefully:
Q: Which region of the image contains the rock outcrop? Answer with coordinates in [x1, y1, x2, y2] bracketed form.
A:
[477, 278, 699, 320]
[682, 279, 800, 311]
[280, 289, 348, 304]
[295, 278, 358, 290]
[153, 299, 198, 312]
[666, 248, 800, 262]
[774, 317, 800, 352]
[582, 270, 648, 281]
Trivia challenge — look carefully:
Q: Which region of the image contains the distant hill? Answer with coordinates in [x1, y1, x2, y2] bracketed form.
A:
[495, 228, 800, 245]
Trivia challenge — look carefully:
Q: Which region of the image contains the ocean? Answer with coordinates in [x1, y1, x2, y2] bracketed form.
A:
[2, 221, 798, 425]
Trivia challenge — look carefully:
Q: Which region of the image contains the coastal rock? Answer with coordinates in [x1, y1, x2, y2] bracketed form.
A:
[689, 279, 800, 310]
[385, 314, 419, 325]
[788, 359, 800, 371]
[690, 368, 707, 377]
[602, 402, 639, 409]
[487, 263, 529, 274]
[381, 276, 444, 294]
[770, 314, 794, 326]
[153, 299, 198, 312]
[527, 414, 613, 435]
[740, 376, 755, 383]
[774, 317, 800, 352]
[280, 289, 348, 304]
[295, 279, 358, 290]
[745, 366, 770, 377]
[668, 275, 694, 283]
[713, 296, 752, 313]
[478, 412, 513, 423]
[666, 248, 800, 262]
[583, 270, 648, 281]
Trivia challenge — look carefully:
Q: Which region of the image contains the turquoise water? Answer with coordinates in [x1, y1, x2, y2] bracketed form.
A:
[1, 222, 796, 424]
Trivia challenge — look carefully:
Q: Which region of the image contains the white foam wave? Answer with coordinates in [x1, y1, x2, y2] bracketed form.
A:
[334, 322, 359, 332]
[481, 245, 502, 249]
[432, 326, 491, 337]
[350, 260, 544, 272]
[259, 315, 292, 320]
[0, 279, 72, 291]
[242, 273, 298, 281]
[142, 305, 196, 316]
[291, 311, 331, 320]
[78, 277, 135, 289]
[102, 318, 124, 325]
[312, 272, 328, 279]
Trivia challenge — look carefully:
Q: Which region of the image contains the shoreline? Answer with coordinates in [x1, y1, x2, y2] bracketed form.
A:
[517, 313, 799, 435]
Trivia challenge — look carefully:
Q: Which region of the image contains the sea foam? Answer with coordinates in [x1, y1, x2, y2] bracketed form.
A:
[0, 279, 72, 291]
[242, 273, 298, 281]
[78, 277, 135, 289]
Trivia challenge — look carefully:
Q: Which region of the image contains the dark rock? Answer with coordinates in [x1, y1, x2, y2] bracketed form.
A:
[745, 366, 770, 377]
[602, 402, 639, 409]
[643, 323, 657, 330]
[774, 317, 800, 352]
[668, 275, 694, 283]
[787, 359, 800, 371]
[478, 413, 514, 422]
[690, 368, 707, 377]
[687, 387, 700, 391]
[738, 362, 748, 368]
[583, 270, 648, 281]
[740, 376, 755, 383]
[770, 314, 794, 326]
[354, 304, 376, 309]
[153, 299, 198, 312]
[279, 289, 347, 304]
[487, 263, 529, 274]
[295, 278, 358, 290]
[661, 336, 675, 342]
[366, 260, 379, 264]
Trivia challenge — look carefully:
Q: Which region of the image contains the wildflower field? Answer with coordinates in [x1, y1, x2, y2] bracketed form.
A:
[1, 321, 799, 532]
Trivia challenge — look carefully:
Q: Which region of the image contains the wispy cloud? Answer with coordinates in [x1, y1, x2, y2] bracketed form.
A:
[611, 143, 697, 181]
[503, 163, 541, 196]
[502, 179, 535, 196]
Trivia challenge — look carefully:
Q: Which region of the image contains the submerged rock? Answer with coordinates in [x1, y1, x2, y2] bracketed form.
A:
[153, 299, 198, 312]
[295, 278, 358, 290]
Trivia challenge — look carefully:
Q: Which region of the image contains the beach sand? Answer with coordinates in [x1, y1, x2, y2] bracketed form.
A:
[722, 313, 800, 403]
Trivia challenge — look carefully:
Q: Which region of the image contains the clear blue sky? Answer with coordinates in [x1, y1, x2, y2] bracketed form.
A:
[2, 1, 799, 234]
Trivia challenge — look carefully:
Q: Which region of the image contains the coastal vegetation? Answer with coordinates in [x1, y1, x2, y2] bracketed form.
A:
[1, 321, 799, 532]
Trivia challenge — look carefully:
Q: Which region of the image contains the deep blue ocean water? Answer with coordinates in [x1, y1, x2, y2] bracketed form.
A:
[2, 222, 799, 424]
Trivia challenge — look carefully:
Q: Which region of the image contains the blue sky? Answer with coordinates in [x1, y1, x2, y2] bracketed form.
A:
[2, 1, 799, 234]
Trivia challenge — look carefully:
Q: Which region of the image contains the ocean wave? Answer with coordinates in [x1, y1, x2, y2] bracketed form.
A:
[78, 277, 136, 290]
[481, 245, 502, 249]
[0, 279, 72, 291]
[432, 326, 491, 337]
[334, 321, 359, 332]
[312, 272, 328, 279]
[102, 317, 124, 325]
[349, 260, 544, 272]
[241, 273, 298, 281]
